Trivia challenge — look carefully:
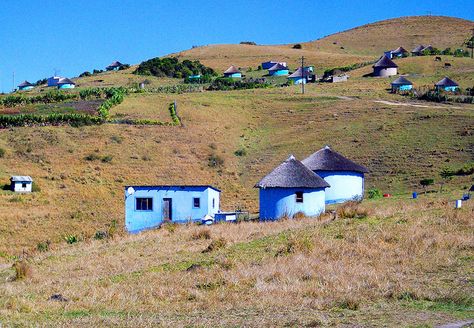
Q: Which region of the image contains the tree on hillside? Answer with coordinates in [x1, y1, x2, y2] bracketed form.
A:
[439, 168, 453, 192]
[465, 34, 474, 58]
[420, 178, 435, 193]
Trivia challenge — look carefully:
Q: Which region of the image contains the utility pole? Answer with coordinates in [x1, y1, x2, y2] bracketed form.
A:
[301, 56, 305, 94]
[471, 28, 474, 59]
[12, 71, 15, 92]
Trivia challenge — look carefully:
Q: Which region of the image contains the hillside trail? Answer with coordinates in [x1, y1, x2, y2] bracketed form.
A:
[334, 96, 469, 110]
[435, 320, 474, 328]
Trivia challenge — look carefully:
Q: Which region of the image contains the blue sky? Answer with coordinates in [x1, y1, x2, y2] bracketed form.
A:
[0, 0, 473, 92]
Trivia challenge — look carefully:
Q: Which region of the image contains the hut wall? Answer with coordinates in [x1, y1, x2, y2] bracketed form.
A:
[315, 170, 365, 204]
[392, 84, 413, 92]
[224, 72, 242, 78]
[373, 67, 397, 77]
[19, 86, 34, 91]
[11, 181, 32, 193]
[290, 77, 306, 85]
[58, 84, 75, 89]
[437, 86, 458, 92]
[259, 187, 326, 220]
[269, 69, 289, 76]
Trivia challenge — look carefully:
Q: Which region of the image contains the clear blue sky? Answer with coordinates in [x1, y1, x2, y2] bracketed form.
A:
[0, 0, 473, 92]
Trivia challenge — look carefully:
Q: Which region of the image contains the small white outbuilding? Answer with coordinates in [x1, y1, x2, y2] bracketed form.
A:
[10, 176, 33, 193]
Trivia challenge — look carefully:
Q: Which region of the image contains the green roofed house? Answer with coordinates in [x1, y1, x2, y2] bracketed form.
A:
[391, 76, 413, 92]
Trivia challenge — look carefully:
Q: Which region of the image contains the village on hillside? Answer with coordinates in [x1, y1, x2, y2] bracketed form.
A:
[0, 11, 473, 327]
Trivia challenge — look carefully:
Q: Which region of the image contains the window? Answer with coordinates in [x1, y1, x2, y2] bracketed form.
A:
[22, 183, 27, 189]
[295, 192, 304, 203]
[136, 198, 153, 211]
[193, 197, 201, 208]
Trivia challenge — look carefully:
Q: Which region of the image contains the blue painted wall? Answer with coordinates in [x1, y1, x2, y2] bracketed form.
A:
[314, 170, 364, 204]
[269, 69, 289, 76]
[58, 84, 75, 89]
[19, 86, 34, 91]
[437, 86, 458, 92]
[289, 77, 306, 85]
[259, 187, 326, 220]
[224, 72, 242, 78]
[392, 84, 413, 92]
[124, 186, 220, 233]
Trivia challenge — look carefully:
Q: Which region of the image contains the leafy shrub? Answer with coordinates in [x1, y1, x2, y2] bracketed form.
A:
[13, 261, 32, 280]
[234, 148, 247, 156]
[101, 155, 113, 163]
[292, 44, 302, 49]
[84, 153, 100, 161]
[168, 102, 181, 125]
[37, 241, 50, 252]
[240, 41, 257, 45]
[0, 113, 103, 128]
[368, 188, 382, 199]
[420, 178, 435, 187]
[0, 90, 77, 108]
[94, 231, 109, 240]
[64, 235, 78, 244]
[208, 153, 224, 167]
[134, 56, 216, 78]
[79, 71, 92, 77]
[207, 77, 270, 91]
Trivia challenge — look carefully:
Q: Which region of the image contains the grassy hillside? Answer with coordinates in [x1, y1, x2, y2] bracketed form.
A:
[0, 195, 472, 326]
[169, 16, 473, 72]
[306, 16, 474, 56]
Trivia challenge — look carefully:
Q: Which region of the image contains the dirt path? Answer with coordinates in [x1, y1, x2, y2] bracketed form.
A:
[436, 320, 474, 328]
[373, 100, 463, 109]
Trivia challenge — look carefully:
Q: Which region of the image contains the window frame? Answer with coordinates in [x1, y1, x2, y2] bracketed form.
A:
[193, 197, 201, 209]
[295, 191, 304, 203]
[136, 197, 153, 211]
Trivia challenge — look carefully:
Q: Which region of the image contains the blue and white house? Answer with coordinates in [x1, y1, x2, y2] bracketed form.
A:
[57, 78, 75, 89]
[256, 155, 329, 220]
[391, 76, 413, 92]
[223, 65, 242, 78]
[435, 77, 459, 92]
[262, 61, 287, 70]
[10, 176, 33, 193]
[288, 67, 310, 84]
[106, 61, 123, 71]
[47, 76, 62, 87]
[268, 63, 289, 76]
[302, 146, 369, 204]
[18, 81, 35, 91]
[124, 185, 221, 233]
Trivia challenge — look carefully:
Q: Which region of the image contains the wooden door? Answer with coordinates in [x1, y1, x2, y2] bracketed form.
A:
[163, 198, 172, 221]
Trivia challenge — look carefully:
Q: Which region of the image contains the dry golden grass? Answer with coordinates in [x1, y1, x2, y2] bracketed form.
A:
[304, 16, 474, 56]
[0, 195, 472, 326]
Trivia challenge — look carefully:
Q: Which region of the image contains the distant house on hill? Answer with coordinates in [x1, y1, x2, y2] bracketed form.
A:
[302, 146, 368, 204]
[288, 67, 310, 84]
[421, 45, 434, 54]
[255, 155, 329, 220]
[17, 81, 34, 91]
[390, 46, 409, 58]
[47, 76, 62, 87]
[10, 176, 33, 193]
[223, 65, 242, 78]
[124, 185, 221, 233]
[268, 63, 289, 76]
[261, 61, 287, 70]
[372, 55, 398, 77]
[435, 77, 459, 92]
[57, 78, 75, 89]
[106, 61, 124, 71]
[391, 76, 413, 92]
[411, 45, 425, 56]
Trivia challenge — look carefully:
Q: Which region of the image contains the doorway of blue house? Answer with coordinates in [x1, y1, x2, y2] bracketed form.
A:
[163, 198, 172, 221]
